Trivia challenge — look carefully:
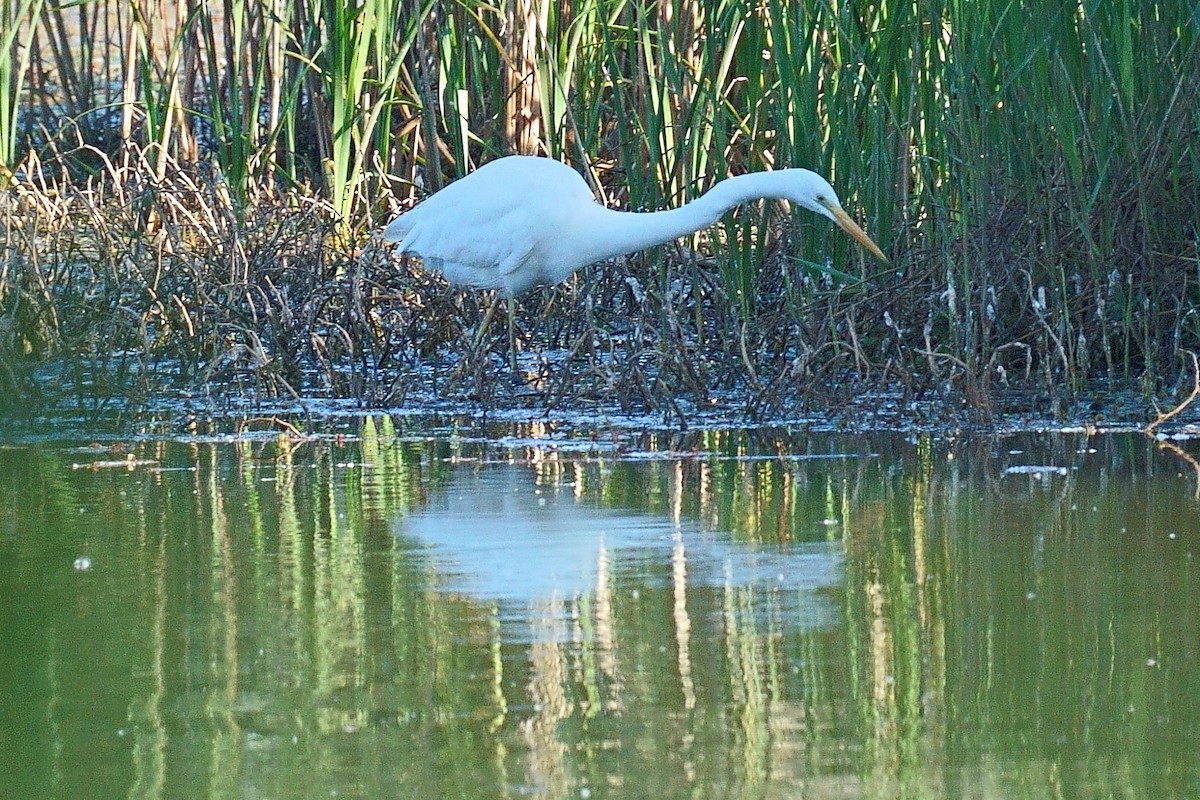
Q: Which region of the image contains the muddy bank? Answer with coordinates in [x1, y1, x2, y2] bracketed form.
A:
[5, 372, 1198, 445]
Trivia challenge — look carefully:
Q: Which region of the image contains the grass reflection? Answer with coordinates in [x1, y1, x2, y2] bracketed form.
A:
[0, 427, 1197, 798]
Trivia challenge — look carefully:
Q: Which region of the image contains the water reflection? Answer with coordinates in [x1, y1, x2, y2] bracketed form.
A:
[0, 425, 1197, 799]
[399, 464, 842, 634]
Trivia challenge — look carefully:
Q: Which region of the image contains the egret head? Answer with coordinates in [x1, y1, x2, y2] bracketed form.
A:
[791, 171, 888, 263]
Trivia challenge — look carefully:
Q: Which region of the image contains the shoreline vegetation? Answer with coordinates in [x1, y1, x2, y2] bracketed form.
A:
[1, 0, 1198, 428]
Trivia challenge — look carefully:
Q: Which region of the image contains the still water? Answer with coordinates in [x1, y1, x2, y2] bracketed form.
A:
[1, 420, 1198, 799]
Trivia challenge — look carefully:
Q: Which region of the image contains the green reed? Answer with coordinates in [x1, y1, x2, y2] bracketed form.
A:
[0, 0, 43, 172]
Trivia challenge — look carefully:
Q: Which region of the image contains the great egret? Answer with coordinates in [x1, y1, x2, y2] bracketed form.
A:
[383, 155, 887, 295]
[382, 155, 887, 374]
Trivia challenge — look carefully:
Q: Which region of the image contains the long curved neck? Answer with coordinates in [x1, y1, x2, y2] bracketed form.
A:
[573, 171, 805, 265]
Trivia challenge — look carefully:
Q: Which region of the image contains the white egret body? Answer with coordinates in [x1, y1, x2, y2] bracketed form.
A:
[383, 156, 886, 295]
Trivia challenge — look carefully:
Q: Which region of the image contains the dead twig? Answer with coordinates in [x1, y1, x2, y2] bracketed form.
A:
[1145, 350, 1200, 436]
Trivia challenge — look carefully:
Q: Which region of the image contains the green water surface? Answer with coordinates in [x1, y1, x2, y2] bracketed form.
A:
[1, 422, 1197, 799]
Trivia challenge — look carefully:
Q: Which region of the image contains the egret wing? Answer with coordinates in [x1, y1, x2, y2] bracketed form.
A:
[381, 156, 597, 292]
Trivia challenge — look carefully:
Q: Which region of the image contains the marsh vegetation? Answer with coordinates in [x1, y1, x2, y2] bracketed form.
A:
[2, 0, 1198, 424]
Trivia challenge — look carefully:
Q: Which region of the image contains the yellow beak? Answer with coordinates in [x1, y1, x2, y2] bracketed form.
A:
[828, 204, 888, 263]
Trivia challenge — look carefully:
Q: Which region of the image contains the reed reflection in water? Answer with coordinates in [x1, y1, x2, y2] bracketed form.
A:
[0, 423, 1198, 799]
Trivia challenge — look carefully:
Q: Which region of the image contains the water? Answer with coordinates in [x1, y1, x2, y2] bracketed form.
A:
[1, 421, 1198, 799]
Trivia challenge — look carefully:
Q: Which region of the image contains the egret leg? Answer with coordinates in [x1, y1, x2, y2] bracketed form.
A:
[467, 293, 503, 357]
[506, 295, 517, 374]
[447, 293, 502, 390]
